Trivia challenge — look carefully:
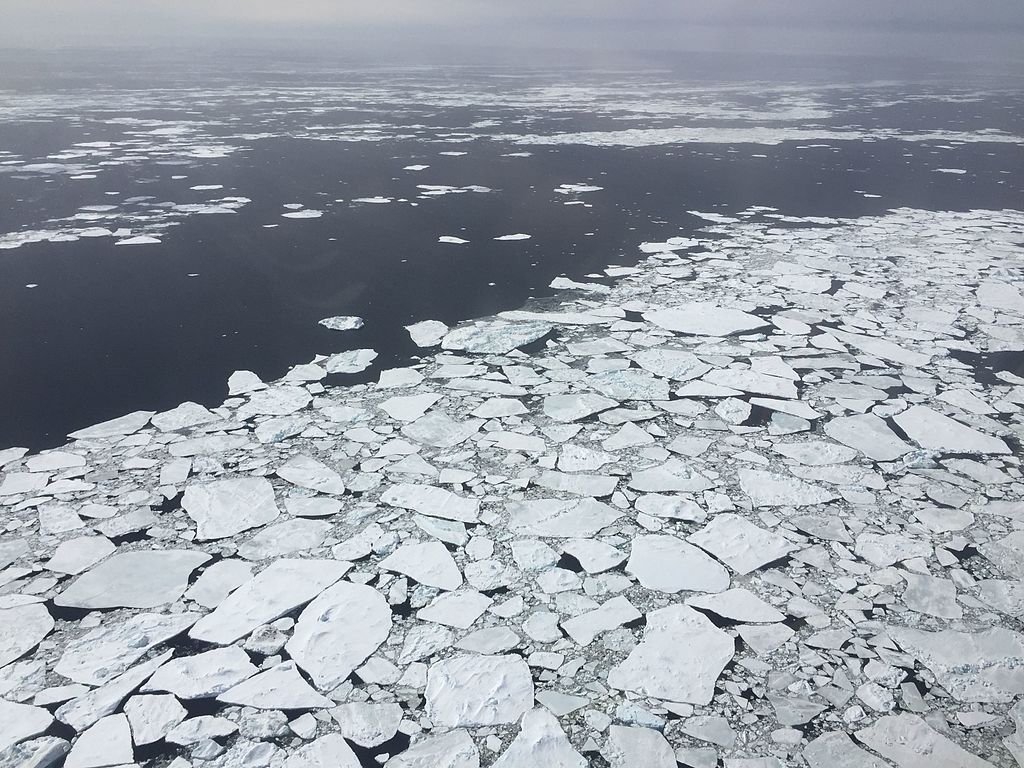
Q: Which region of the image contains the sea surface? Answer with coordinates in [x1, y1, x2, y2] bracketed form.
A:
[2, 51, 1022, 449]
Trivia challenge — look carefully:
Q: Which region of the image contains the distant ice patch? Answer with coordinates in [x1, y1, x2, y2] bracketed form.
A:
[319, 316, 364, 332]
[688, 211, 739, 224]
[495, 233, 532, 241]
[115, 236, 161, 246]
[439, 236, 470, 244]
[282, 210, 323, 219]
[555, 183, 603, 195]
[417, 185, 491, 198]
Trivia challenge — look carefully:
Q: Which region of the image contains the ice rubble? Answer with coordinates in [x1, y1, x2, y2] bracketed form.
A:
[1, 207, 1023, 767]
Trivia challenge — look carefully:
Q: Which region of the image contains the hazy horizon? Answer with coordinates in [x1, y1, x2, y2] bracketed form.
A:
[4, 0, 1024, 71]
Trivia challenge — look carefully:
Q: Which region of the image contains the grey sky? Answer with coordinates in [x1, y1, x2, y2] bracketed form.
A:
[4, 0, 1023, 65]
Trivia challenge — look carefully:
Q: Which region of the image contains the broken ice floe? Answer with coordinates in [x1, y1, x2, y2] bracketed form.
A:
[2, 205, 1024, 767]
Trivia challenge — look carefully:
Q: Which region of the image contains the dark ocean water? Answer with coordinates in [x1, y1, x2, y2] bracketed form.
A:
[1, 56, 1022, 450]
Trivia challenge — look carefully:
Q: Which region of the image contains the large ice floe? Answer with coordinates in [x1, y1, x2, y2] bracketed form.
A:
[1, 206, 1024, 767]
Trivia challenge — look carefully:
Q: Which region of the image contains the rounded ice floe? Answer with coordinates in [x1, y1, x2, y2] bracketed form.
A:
[329, 702, 402, 748]
[425, 654, 534, 727]
[227, 369, 266, 395]
[286, 581, 393, 691]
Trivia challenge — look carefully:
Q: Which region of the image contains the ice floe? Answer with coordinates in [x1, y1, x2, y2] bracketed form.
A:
[2, 204, 1023, 767]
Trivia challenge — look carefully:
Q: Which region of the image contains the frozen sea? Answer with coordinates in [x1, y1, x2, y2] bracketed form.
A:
[2, 51, 1022, 450]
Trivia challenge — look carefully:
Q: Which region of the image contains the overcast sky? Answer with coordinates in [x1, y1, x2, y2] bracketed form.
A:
[4, 0, 1023, 65]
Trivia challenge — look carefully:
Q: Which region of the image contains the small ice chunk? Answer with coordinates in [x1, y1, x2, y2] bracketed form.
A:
[406, 319, 449, 347]
[324, 349, 378, 374]
[319, 316, 364, 331]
